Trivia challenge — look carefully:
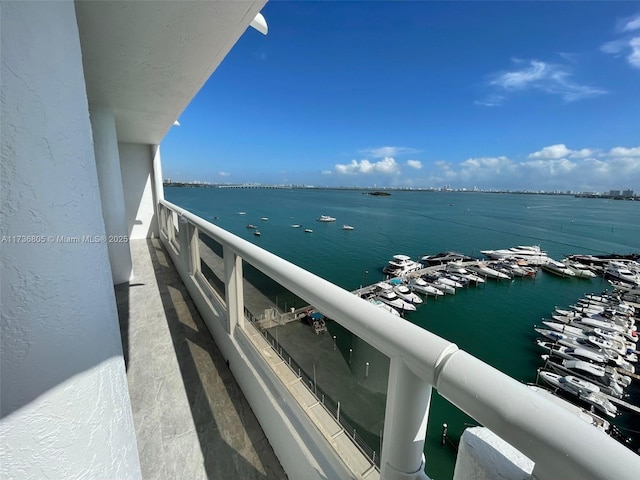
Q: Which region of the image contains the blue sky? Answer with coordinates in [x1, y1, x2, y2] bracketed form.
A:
[161, 1, 640, 192]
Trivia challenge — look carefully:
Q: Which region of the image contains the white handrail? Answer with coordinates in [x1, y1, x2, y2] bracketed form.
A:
[159, 198, 640, 479]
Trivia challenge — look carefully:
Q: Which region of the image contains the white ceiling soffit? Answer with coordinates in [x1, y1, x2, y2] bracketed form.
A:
[75, 1, 267, 145]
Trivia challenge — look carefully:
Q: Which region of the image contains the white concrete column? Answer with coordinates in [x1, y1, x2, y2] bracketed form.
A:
[152, 144, 165, 202]
[381, 358, 432, 480]
[90, 106, 133, 284]
[223, 245, 245, 333]
[152, 145, 165, 237]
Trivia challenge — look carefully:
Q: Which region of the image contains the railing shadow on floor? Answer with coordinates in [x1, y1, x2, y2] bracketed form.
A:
[146, 239, 287, 479]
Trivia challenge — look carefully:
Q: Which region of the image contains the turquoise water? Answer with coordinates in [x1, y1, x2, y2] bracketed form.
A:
[166, 187, 640, 478]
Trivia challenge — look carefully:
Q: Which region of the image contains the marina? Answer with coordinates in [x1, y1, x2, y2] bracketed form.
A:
[168, 187, 640, 478]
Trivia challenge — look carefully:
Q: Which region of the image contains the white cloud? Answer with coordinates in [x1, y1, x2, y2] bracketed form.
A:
[490, 60, 549, 89]
[410, 144, 640, 191]
[608, 146, 640, 157]
[528, 144, 573, 159]
[570, 148, 596, 158]
[528, 144, 601, 160]
[622, 14, 640, 32]
[628, 37, 640, 68]
[608, 36, 640, 69]
[480, 59, 606, 105]
[602, 14, 640, 69]
[601, 39, 627, 54]
[406, 159, 422, 169]
[321, 170, 332, 175]
[360, 146, 420, 158]
[334, 157, 400, 175]
[218, 171, 230, 177]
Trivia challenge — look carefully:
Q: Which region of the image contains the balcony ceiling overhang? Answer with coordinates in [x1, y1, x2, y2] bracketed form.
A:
[75, 0, 266, 145]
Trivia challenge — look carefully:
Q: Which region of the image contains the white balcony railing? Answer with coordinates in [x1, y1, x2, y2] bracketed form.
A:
[157, 198, 640, 480]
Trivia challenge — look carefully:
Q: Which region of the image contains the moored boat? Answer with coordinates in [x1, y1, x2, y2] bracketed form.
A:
[383, 254, 423, 277]
[480, 245, 548, 265]
[541, 259, 576, 277]
[466, 261, 511, 280]
[406, 277, 445, 296]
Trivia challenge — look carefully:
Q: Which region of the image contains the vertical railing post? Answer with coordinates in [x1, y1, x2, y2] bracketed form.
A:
[188, 223, 200, 275]
[223, 244, 244, 334]
[167, 209, 174, 245]
[381, 357, 431, 480]
[158, 205, 166, 236]
[178, 216, 191, 270]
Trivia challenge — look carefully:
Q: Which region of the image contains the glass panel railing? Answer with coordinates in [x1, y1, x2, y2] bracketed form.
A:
[241, 259, 387, 467]
[198, 232, 225, 298]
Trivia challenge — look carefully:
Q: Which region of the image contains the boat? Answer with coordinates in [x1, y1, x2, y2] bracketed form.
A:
[253, 231, 261, 236]
[291, 224, 301, 228]
[422, 274, 456, 294]
[246, 224, 257, 229]
[317, 215, 336, 222]
[527, 384, 611, 431]
[304, 229, 313, 233]
[421, 251, 472, 266]
[406, 277, 445, 296]
[465, 261, 511, 280]
[260, 217, 268, 221]
[393, 284, 423, 304]
[445, 262, 486, 283]
[535, 340, 607, 364]
[480, 245, 548, 265]
[544, 359, 625, 398]
[445, 273, 470, 287]
[383, 255, 423, 277]
[237, 212, 247, 215]
[366, 298, 401, 317]
[537, 372, 618, 418]
[604, 261, 640, 285]
[541, 259, 576, 277]
[538, 371, 600, 395]
[374, 283, 416, 311]
[539, 329, 639, 365]
[342, 224, 354, 230]
[562, 259, 597, 278]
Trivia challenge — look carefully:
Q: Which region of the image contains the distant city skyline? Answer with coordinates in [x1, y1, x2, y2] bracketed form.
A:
[161, 2, 640, 192]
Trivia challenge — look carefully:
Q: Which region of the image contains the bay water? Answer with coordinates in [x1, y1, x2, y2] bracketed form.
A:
[166, 187, 640, 478]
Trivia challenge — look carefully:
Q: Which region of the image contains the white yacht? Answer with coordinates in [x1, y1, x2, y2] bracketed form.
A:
[538, 371, 600, 395]
[393, 284, 423, 304]
[465, 261, 511, 280]
[604, 261, 640, 285]
[367, 298, 401, 317]
[374, 282, 417, 311]
[383, 254, 423, 277]
[541, 259, 576, 278]
[480, 245, 548, 265]
[316, 215, 336, 222]
[406, 277, 445, 296]
[562, 259, 597, 278]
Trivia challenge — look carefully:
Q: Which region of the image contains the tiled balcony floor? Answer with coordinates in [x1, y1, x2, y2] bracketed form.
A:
[115, 238, 287, 479]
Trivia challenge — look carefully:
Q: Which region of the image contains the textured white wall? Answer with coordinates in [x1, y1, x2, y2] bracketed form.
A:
[453, 427, 533, 480]
[119, 142, 160, 239]
[0, 2, 141, 478]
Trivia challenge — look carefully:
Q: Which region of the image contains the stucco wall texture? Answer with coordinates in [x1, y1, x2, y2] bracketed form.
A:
[1, 2, 141, 478]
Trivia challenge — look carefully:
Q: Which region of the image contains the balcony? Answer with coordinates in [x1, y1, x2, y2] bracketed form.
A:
[115, 238, 286, 479]
[142, 199, 640, 480]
